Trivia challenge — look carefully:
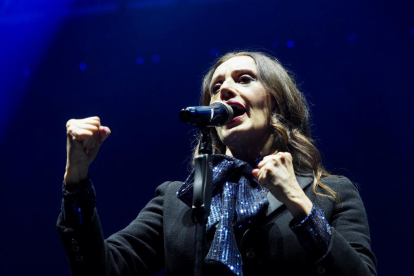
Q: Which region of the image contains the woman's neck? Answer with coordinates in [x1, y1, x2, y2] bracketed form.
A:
[225, 132, 276, 162]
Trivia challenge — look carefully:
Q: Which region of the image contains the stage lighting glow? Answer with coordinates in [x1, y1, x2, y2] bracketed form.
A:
[136, 57, 144, 65]
[152, 55, 160, 63]
[79, 62, 87, 71]
[348, 34, 356, 42]
[410, 27, 414, 35]
[286, 40, 295, 48]
[210, 48, 218, 57]
[271, 42, 278, 49]
[23, 69, 31, 77]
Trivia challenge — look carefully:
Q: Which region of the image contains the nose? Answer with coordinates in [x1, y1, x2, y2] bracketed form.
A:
[219, 79, 237, 101]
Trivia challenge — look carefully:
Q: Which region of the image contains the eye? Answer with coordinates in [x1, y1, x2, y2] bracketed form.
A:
[239, 74, 256, 84]
[211, 83, 221, 94]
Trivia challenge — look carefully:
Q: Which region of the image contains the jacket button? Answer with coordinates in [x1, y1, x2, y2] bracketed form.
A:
[245, 248, 256, 259]
[71, 240, 78, 246]
[317, 266, 326, 274]
[75, 255, 84, 262]
[72, 246, 80, 252]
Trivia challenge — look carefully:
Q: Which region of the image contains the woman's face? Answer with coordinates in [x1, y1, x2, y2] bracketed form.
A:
[209, 56, 275, 153]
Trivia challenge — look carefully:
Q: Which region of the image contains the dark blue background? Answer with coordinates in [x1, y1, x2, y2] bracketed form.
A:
[0, 0, 413, 275]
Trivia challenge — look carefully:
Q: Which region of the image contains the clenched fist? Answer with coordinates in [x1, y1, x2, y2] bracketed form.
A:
[252, 152, 313, 220]
[64, 116, 111, 188]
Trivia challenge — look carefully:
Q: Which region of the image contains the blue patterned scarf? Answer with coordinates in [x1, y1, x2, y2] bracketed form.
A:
[177, 154, 269, 276]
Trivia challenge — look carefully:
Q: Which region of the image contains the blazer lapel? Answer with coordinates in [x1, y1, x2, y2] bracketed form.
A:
[265, 173, 314, 217]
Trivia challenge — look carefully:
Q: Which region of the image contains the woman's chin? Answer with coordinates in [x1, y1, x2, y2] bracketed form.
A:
[218, 122, 274, 152]
[218, 126, 251, 148]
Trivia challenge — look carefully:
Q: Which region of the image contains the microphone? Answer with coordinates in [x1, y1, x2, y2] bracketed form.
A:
[179, 102, 234, 127]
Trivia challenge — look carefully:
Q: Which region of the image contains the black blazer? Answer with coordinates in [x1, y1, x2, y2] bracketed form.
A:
[57, 175, 377, 276]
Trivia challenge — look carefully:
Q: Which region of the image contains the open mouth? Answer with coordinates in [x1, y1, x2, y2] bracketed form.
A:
[227, 101, 246, 118]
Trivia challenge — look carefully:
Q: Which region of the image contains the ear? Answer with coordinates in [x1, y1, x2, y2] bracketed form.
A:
[269, 93, 279, 113]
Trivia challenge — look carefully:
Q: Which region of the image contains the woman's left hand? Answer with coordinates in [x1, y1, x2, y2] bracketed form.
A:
[252, 152, 313, 220]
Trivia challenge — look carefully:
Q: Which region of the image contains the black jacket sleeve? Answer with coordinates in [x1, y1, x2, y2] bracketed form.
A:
[313, 177, 377, 276]
[57, 181, 171, 276]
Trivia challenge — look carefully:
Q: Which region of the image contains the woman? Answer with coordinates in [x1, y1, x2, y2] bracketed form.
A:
[58, 52, 377, 276]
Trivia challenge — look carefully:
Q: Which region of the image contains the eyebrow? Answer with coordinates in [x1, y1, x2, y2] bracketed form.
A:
[210, 69, 257, 86]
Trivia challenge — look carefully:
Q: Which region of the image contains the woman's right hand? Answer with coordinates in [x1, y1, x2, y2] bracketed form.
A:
[64, 116, 111, 188]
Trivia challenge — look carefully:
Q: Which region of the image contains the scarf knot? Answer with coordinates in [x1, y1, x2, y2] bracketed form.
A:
[177, 154, 269, 276]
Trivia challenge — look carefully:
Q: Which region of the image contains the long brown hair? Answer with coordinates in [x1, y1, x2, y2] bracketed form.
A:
[194, 51, 337, 200]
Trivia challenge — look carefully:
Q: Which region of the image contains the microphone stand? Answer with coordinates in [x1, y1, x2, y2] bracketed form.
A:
[179, 102, 233, 276]
[192, 127, 213, 276]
